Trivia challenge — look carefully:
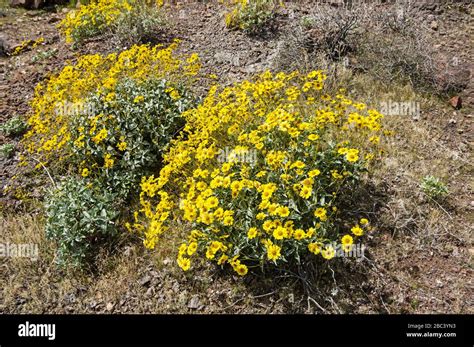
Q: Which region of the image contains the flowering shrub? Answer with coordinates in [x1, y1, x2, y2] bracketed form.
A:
[58, 0, 164, 45]
[70, 78, 195, 197]
[46, 177, 120, 267]
[22, 41, 200, 174]
[225, 0, 280, 34]
[20, 42, 200, 266]
[134, 70, 389, 275]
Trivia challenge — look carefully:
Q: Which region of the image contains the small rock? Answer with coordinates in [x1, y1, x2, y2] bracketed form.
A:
[162, 258, 171, 265]
[449, 96, 462, 109]
[188, 295, 200, 309]
[430, 20, 438, 30]
[470, 201, 474, 207]
[448, 118, 456, 125]
[0, 37, 12, 57]
[123, 246, 133, 257]
[139, 275, 151, 287]
[106, 302, 115, 312]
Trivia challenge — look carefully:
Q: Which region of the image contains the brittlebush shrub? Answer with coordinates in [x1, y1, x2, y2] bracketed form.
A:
[70, 78, 195, 197]
[22, 42, 200, 176]
[225, 0, 280, 34]
[134, 70, 390, 276]
[58, 0, 165, 45]
[20, 42, 200, 266]
[46, 177, 120, 267]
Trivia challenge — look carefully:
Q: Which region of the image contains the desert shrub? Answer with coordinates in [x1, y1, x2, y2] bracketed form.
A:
[110, 0, 165, 46]
[134, 70, 389, 275]
[45, 177, 120, 267]
[353, 5, 437, 92]
[1, 143, 15, 158]
[58, 0, 165, 45]
[421, 175, 449, 200]
[70, 77, 196, 197]
[277, 3, 438, 93]
[0, 116, 28, 136]
[225, 0, 280, 34]
[21, 41, 200, 174]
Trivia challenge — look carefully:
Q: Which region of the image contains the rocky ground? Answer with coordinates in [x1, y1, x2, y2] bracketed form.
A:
[0, 1, 472, 314]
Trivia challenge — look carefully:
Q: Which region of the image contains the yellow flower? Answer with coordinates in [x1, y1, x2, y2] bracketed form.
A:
[351, 225, 364, 236]
[266, 243, 281, 261]
[200, 212, 214, 225]
[247, 227, 258, 239]
[290, 160, 305, 169]
[223, 215, 234, 226]
[217, 254, 228, 265]
[196, 181, 207, 191]
[308, 134, 319, 141]
[263, 220, 273, 231]
[346, 152, 359, 163]
[273, 226, 287, 240]
[133, 95, 144, 103]
[321, 246, 335, 260]
[345, 149, 360, 163]
[360, 218, 369, 225]
[308, 242, 321, 255]
[167, 88, 180, 100]
[205, 196, 219, 209]
[308, 169, 321, 177]
[338, 147, 349, 155]
[81, 168, 89, 177]
[293, 229, 305, 240]
[205, 248, 216, 260]
[235, 264, 248, 276]
[276, 206, 290, 217]
[314, 207, 327, 221]
[187, 242, 198, 256]
[177, 256, 191, 271]
[301, 178, 313, 187]
[104, 153, 114, 169]
[299, 186, 312, 199]
[341, 234, 353, 245]
[117, 141, 127, 151]
[92, 128, 107, 144]
[369, 135, 380, 144]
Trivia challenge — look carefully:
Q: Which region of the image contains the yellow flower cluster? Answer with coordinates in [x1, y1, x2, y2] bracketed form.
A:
[58, 0, 168, 44]
[58, 0, 133, 44]
[12, 37, 44, 56]
[21, 41, 200, 172]
[134, 69, 388, 275]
